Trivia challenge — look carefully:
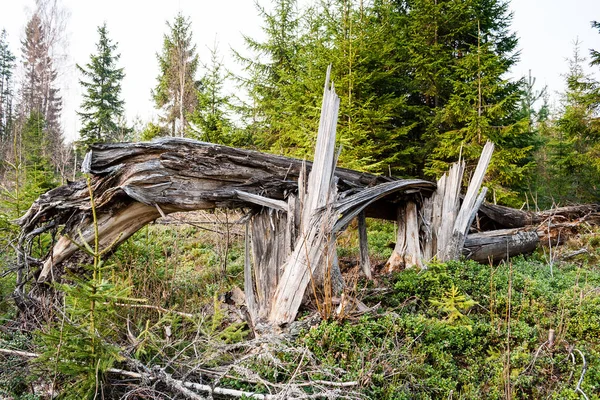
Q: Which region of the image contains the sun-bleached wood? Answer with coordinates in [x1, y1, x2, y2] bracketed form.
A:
[16, 66, 435, 327]
[386, 201, 423, 271]
[463, 228, 540, 263]
[268, 66, 340, 324]
[357, 212, 372, 279]
[235, 190, 288, 212]
[407, 142, 494, 268]
[250, 210, 289, 320]
[20, 137, 427, 284]
[243, 222, 258, 324]
[444, 142, 494, 261]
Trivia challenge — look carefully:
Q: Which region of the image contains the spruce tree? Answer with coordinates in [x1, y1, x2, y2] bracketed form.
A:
[234, 0, 302, 150]
[395, 0, 532, 204]
[76, 23, 125, 150]
[21, 13, 47, 115]
[1, 111, 56, 217]
[426, 19, 534, 204]
[0, 29, 15, 143]
[547, 42, 600, 203]
[20, 12, 63, 162]
[237, 0, 416, 174]
[21, 111, 56, 197]
[189, 42, 232, 144]
[318, 0, 415, 173]
[591, 20, 600, 66]
[237, 0, 534, 201]
[152, 12, 199, 137]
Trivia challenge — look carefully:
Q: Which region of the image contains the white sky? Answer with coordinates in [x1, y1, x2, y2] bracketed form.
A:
[1, 0, 599, 142]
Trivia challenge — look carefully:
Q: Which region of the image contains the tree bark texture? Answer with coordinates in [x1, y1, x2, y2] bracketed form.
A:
[478, 202, 600, 229]
[463, 228, 540, 263]
[17, 137, 434, 284]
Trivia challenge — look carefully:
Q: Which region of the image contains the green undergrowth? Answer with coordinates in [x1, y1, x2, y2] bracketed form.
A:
[302, 255, 600, 399]
[112, 222, 245, 312]
[337, 218, 395, 263]
[1, 218, 600, 399]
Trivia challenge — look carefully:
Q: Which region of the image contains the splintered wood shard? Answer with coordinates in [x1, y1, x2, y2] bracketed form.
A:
[386, 201, 422, 272]
[268, 66, 340, 324]
[357, 212, 372, 279]
[444, 141, 494, 261]
[386, 141, 494, 272]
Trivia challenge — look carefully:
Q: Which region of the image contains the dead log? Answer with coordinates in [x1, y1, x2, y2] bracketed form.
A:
[16, 68, 435, 328]
[477, 202, 536, 228]
[17, 138, 434, 284]
[478, 202, 600, 229]
[463, 228, 540, 263]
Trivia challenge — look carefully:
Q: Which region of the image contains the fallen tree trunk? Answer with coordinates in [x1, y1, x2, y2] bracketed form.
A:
[16, 69, 435, 328]
[17, 138, 433, 284]
[22, 67, 597, 329]
[463, 228, 540, 263]
[478, 202, 600, 229]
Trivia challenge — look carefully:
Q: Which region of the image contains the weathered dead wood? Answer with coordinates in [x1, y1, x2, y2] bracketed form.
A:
[38, 202, 160, 281]
[0, 347, 360, 398]
[417, 160, 464, 266]
[18, 138, 433, 285]
[331, 179, 434, 233]
[444, 141, 494, 261]
[438, 161, 465, 259]
[268, 68, 340, 324]
[386, 207, 406, 272]
[458, 203, 600, 263]
[477, 203, 600, 229]
[14, 67, 438, 330]
[463, 228, 540, 263]
[386, 201, 422, 271]
[357, 212, 372, 279]
[477, 202, 537, 228]
[235, 190, 288, 212]
[387, 141, 494, 271]
[250, 210, 289, 321]
[244, 221, 258, 325]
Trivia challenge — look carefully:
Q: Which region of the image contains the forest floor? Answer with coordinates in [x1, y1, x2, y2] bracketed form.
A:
[1, 211, 600, 399]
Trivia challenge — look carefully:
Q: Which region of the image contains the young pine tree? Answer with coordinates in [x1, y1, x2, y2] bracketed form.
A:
[76, 23, 125, 150]
[35, 178, 139, 399]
